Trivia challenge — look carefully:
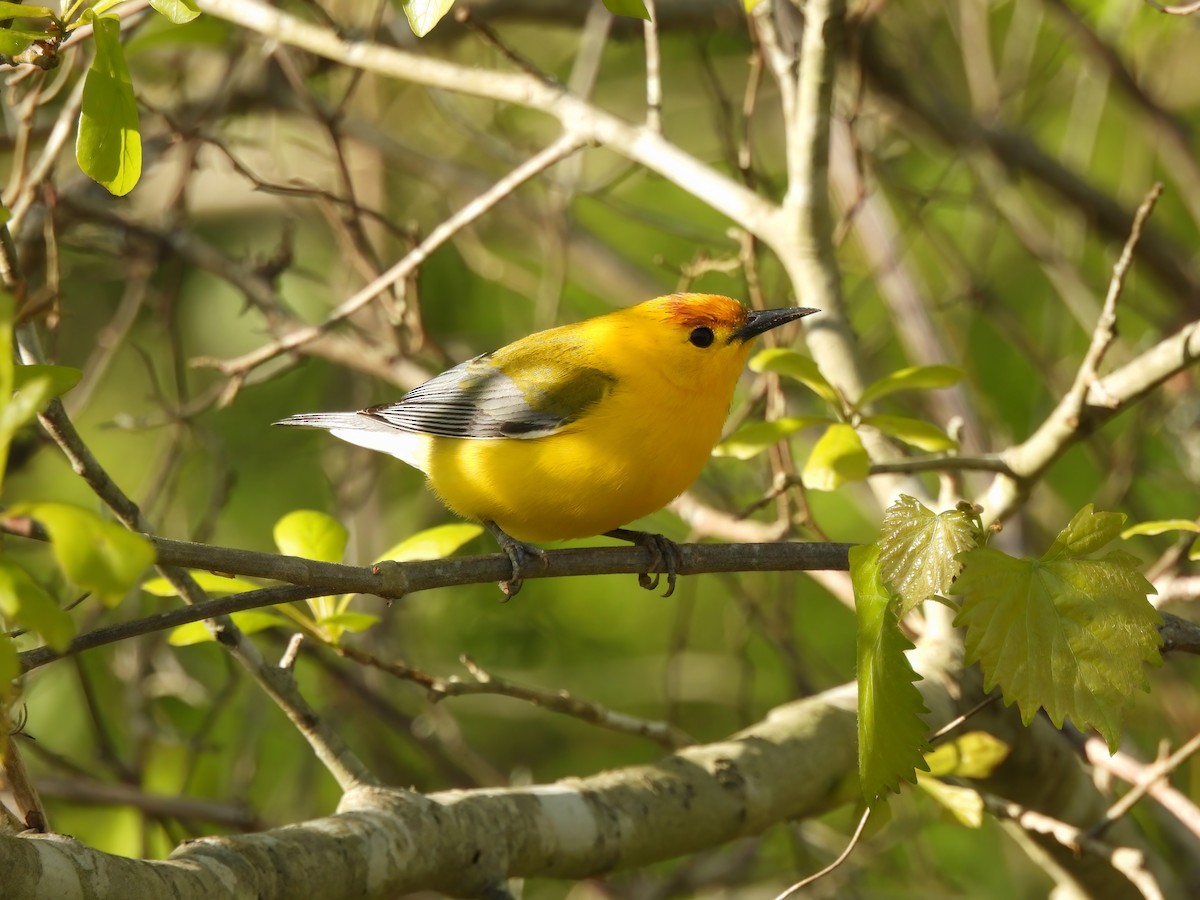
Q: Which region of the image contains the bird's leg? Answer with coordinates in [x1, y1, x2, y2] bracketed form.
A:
[484, 520, 547, 599]
[604, 528, 683, 597]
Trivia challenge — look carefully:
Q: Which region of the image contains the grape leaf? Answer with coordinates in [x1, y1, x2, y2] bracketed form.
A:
[952, 526, 1161, 750]
[1043, 504, 1126, 560]
[879, 495, 981, 616]
[803, 423, 868, 491]
[148, 0, 200, 24]
[853, 544, 930, 804]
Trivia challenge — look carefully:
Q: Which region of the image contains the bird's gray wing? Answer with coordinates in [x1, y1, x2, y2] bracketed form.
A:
[363, 351, 616, 440]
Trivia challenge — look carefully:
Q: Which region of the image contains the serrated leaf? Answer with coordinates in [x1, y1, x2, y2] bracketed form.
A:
[859, 365, 965, 407]
[924, 731, 1009, 779]
[878, 495, 981, 617]
[915, 774, 984, 828]
[864, 415, 957, 452]
[401, 0, 455, 36]
[77, 14, 141, 196]
[0, 561, 75, 652]
[712, 416, 829, 460]
[168, 610, 283, 646]
[0, 634, 17, 702]
[802, 423, 869, 491]
[143, 571, 261, 597]
[1121, 519, 1200, 539]
[148, 0, 199, 24]
[316, 611, 380, 633]
[376, 523, 482, 563]
[952, 545, 1161, 750]
[853, 544, 931, 804]
[27, 502, 155, 607]
[1043, 505, 1126, 560]
[603, 0, 650, 19]
[749, 348, 838, 403]
[274, 509, 348, 563]
[13, 364, 81, 398]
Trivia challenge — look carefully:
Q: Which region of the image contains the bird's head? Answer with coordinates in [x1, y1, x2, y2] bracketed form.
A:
[620, 293, 818, 392]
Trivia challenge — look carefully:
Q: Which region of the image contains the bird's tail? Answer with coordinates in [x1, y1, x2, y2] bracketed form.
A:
[274, 411, 432, 472]
[274, 412, 369, 430]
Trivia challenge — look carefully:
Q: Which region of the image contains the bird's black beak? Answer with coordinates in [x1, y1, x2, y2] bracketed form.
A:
[731, 306, 819, 342]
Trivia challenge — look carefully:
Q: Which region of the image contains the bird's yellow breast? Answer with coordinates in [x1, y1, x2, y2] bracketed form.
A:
[423, 368, 736, 542]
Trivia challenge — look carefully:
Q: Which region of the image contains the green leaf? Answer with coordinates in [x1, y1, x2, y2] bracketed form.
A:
[0, 28, 52, 56]
[0, 3, 56, 18]
[853, 544, 931, 804]
[863, 415, 957, 453]
[376, 523, 483, 563]
[878, 495, 982, 617]
[924, 731, 1009, 779]
[742, 0, 768, 11]
[802, 423, 869, 491]
[26, 502, 155, 607]
[77, 13, 141, 196]
[712, 416, 829, 461]
[952, 539, 1162, 750]
[12, 364, 81, 398]
[168, 610, 283, 646]
[0, 633, 17, 702]
[1043, 504, 1126, 560]
[148, 0, 199, 24]
[859, 365, 965, 407]
[603, 0, 650, 18]
[401, 0, 455, 37]
[315, 611, 380, 634]
[915, 774, 984, 827]
[274, 509, 348, 563]
[1121, 519, 1200, 539]
[142, 571, 260, 597]
[0, 376, 55, 441]
[749, 348, 838, 404]
[0, 560, 75, 652]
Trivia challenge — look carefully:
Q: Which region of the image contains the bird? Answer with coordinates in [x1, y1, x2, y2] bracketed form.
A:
[276, 293, 818, 596]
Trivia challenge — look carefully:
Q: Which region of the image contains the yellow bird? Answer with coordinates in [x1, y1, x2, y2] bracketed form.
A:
[277, 294, 817, 595]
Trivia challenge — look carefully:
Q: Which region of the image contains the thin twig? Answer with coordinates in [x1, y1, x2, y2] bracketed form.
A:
[983, 795, 1164, 900]
[198, 134, 584, 383]
[1088, 730, 1200, 840]
[929, 695, 1000, 744]
[642, 0, 662, 133]
[774, 806, 871, 899]
[340, 647, 694, 749]
[1080, 735, 1200, 842]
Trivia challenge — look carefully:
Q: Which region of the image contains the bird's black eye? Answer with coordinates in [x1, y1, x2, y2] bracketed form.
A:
[689, 327, 715, 348]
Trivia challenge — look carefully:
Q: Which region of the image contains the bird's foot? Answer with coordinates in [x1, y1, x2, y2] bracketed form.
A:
[484, 521, 547, 600]
[604, 528, 683, 597]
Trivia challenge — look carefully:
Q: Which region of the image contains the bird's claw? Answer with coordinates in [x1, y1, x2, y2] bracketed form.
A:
[607, 529, 682, 597]
[486, 520, 547, 600]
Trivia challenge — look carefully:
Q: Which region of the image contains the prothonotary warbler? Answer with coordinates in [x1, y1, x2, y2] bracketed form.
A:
[277, 293, 818, 595]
